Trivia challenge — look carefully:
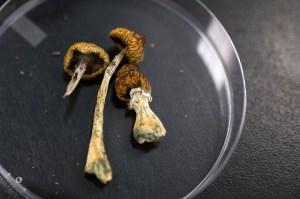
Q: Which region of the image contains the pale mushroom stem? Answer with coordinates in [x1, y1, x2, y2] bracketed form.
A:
[84, 48, 127, 184]
[63, 60, 87, 98]
[129, 87, 166, 144]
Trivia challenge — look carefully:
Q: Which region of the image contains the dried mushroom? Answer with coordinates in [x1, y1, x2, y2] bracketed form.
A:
[109, 27, 146, 65]
[115, 64, 166, 144]
[63, 42, 110, 97]
[85, 48, 127, 184]
[61, 27, 165, 184]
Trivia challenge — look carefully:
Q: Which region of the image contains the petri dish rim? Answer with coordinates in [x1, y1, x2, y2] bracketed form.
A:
[0, 0, 246, 198]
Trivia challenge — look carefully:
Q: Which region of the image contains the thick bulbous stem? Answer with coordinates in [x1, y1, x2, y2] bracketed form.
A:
[129, 90, 166, 144]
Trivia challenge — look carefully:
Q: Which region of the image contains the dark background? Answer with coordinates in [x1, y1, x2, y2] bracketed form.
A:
[1, 0, 299, 198]
[198, 0, 300, 198]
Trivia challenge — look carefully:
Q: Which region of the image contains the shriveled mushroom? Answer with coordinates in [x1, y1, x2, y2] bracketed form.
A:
[85, 48, 127, 184]
[115, 64, 166, 144]
[109, 27, 146, 65]
[63, 42, 110, 97]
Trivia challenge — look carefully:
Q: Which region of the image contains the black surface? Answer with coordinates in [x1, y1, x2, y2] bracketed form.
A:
[0, 0, 228, 199]
[198, 0, 300, 198]
[0, 0, 299, 199]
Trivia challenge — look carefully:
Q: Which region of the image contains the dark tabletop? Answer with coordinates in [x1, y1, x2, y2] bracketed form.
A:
[1, 0, 299, 199]
[198, 0, 300, 198]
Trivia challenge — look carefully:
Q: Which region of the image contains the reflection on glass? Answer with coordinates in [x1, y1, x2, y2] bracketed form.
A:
[206, 18, 236, 71]
[0, 0, 47, 47]
[196, 38, 225, 92]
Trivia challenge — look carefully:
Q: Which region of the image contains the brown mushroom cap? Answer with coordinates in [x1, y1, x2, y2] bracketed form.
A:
[115, 64, 151, 104]
[64, 42, 110, 80]
[109, 27, 146, 66]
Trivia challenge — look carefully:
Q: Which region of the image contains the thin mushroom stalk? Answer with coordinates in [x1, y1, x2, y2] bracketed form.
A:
[63, 59, 87, 97]
[115, 64, 166, 144]
[85, 48, 127, 183]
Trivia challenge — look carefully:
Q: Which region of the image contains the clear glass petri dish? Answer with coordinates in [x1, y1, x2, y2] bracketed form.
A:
[0, 0, 246, 198]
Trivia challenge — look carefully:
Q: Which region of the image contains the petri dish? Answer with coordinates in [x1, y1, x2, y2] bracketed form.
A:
[0, 0, 246, 198]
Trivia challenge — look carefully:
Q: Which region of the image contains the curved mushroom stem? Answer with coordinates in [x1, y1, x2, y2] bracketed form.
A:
[63, 60, 87, 98]
[129, 87, 166, 144]
[84, 48, 127, 184]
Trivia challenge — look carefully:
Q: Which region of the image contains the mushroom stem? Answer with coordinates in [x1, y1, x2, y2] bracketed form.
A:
[84, 48, 127, 184]
[129, 87, 166, 144]
[63, 60, 87, 98]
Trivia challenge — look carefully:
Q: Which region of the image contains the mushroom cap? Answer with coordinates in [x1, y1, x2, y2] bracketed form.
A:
[109, 27, 146, 66]
[115, 64, 151, 104]
[64, 42, 110, 80]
